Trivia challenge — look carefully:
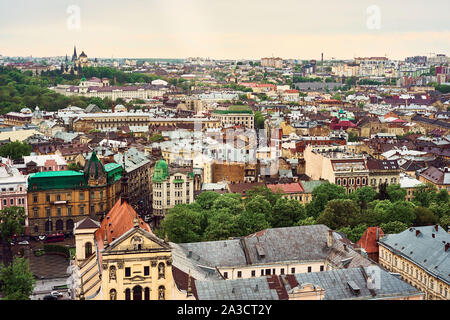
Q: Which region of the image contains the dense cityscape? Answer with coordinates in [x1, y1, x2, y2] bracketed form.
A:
[0, 2, 449, 308]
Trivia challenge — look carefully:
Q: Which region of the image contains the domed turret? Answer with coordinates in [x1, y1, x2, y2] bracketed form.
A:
[152, 159, 169, 182]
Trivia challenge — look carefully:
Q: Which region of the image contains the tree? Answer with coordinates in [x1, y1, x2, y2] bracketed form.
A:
[211, 193, 244, 215]
[306, 183, 347, 218]
[390, 201, 416, 225]
[439, 215, 450, 231]
[296, 216, 316, 226]
[245, 185, 281, 207]
[0, 206, 26, 265]
[244, 196, 273, 224]
[237, 209, 270, 236]
[254, 111, 265, 130]
[0, 141, 32, 160]
[202, 209, 240, 241]
[412, 184, 437, 207]
[316, 199, 361, 230]
[379, 221, 408, 234]
[349, 186, 377, 210]
[195, 192, 221, 211]
[414, 206, 439, 226]
[337, 223, 367, 243]
[0, 257, 36, 300]
[156, 205, 203, 243]
[385, 184, 406, 202]
[271, 198, 306, 228]
[149, 133, 164, 143]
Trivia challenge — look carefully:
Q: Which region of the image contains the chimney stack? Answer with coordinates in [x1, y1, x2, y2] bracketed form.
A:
[434, 225, 439, 232]
[416, 230, 421, 237]
[327, 230, 333, 248]
[445, 243, 450, 252]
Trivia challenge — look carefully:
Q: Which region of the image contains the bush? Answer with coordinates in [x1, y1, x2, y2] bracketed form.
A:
[43, 244, 70, 258]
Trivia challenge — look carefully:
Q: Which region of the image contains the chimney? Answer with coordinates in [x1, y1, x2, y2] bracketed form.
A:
[416, 230, 421, 237]
[434, 225, 439, 232]
[432, 234, 435, 238]
[446, 243, 450, 252]
[327, 230, 333, 248]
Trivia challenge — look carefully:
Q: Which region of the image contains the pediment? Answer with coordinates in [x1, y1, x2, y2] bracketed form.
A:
[103, 227, 171, 253]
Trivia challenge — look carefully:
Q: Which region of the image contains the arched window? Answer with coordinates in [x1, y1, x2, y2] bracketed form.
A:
[66, 219, 74, 232]
[144, 287, 150, 300]
[56, 219, 64, 231]
[109, 289, 117, 300]
[158, 286, 165, 300]
[85, 242, 92, 259]
[133, 285, 142, 300]
[125, 288, 131, 300]
[158, 262, 165, 279]
[336, 179, 341, 185]
[45, 220, 53, 233]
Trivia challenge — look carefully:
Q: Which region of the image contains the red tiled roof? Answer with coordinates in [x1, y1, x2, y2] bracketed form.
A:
[172, 266, 198, 299]
[357, 226, 384, 254]
[267, 182, 304, 194]
[95, 198, 152, 251]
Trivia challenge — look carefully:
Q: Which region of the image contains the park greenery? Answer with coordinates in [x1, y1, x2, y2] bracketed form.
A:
[0, 141, 32, 160]
[0, 206, 27, 265]
[0, 257, 36, 300]
[155, 182, 449, 245]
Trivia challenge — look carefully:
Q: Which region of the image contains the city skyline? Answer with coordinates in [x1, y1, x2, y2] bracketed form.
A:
[1, 0, 449, 60]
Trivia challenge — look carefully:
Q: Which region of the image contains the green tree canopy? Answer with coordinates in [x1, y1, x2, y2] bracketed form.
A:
[0, 141, 32, 160]
[0, 206, 26, 265]
[156, 205, 203, 243]
[0, 257, 36, 300]
[306, 183, 347, 218]
[413, 206, 439, 226]
[271, 198, 306, 228]
[386, 184, 407, 202]
[379, 221, 408, 234]
[316, 199, 361, 230]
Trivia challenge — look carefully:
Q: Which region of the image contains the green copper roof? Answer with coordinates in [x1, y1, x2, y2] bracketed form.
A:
[153, 159, 169, 182]
[84, 151, 106, 179]
[28, 171, 86, 191]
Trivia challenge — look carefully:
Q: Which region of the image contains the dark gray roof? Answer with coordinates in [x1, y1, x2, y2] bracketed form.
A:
[290, 266, 422, 300]
[178, 239, 247, 268]
[379, 225, 450, 285]
[195, 277, 279, 300]
[244, 225, 331, 264]
[178, 225, 373, 269]
[194, 266, 422, 300]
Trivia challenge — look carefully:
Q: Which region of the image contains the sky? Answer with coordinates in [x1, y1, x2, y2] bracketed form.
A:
[0, 0, 449, 60]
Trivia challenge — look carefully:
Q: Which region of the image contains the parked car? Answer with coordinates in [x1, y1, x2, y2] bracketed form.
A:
[43, 295, 57, 300]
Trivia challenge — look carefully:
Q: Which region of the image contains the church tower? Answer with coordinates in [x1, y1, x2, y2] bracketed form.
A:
[72, 45, 78, 62]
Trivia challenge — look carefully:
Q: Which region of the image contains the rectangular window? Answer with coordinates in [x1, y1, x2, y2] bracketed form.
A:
[291, 267, 295, 274]
[308, 266, 312, 273]
[46, 207, 51, 217]
[237, 271, 242, 278]
[251, 270, 256, 277]
[280, 268, 285, 275]
[33, 195, 38, 203]
[261, 270, 264, 276]
[223, 272, 228, 279]
[265, 269, 271, 276]
[79, 206, 85, 214]
[144, 266, 150, 276]
[79, 192, 85, 200]
[46, 194, 50, 202]
[57, 208, 62, 216]
[320, 265, 324, 272]
[125, 267, 131, 277]
[67, 207, 72, 216]
[56, 194, 61, 201]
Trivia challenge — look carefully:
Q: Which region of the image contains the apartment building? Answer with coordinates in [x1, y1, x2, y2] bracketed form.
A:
[378, 225, 449, 300]
[152, 159, 195, 225]
[211, 109, 254, 129]
[304, 145, 369, 194]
